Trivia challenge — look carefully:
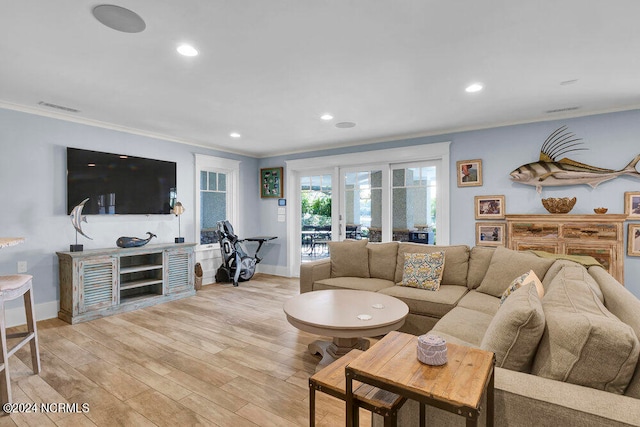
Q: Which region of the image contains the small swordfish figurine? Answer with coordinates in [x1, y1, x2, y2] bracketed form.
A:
[116, 232, 157, 248]
[510, 125, 640, 193]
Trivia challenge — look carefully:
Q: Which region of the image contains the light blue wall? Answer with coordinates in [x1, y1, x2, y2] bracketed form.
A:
[258, 109, 640, 298]
[3, 107, 639, 313]
[0, 108, 258, 307]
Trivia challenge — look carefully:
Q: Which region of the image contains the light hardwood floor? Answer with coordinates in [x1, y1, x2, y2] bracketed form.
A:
[1, 274, 373, 426]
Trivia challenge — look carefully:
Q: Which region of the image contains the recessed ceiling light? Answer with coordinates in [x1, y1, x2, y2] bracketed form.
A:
[119, 155, 128, 159]
[87, 163, 96, 167]
[465, 83, 483, 93]
[230, 132, 241, 138]
[321, 114, 334, 121]
[335, 122, 356, 129]
[177, 44, 198, 57]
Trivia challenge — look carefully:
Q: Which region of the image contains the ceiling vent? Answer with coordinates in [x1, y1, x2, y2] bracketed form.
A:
[545, 106, 580, 114]
[335, 122, 356, 128]
[38, 101, 80, 113]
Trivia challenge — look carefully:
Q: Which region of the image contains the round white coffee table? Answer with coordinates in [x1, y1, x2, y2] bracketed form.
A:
[283, 289, 409, 370]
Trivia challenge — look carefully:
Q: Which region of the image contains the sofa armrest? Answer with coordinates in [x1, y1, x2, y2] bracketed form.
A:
[495, 368, 640, 426]
[299, 258, 331, 294]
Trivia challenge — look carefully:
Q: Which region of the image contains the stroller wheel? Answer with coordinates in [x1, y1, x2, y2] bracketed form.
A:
[238, 256, 256, 281]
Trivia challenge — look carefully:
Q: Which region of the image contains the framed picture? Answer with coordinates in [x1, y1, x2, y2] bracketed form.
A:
[628, 223, 640, 256]
[456, 159, 482, 187]
[475, 195, 505, 219]
[260, 167, 284, 198]
[476, 222, 506, 247]
[624, 192, 640, 218]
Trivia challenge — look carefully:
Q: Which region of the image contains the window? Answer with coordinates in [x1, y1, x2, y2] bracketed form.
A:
[200, 171, 228, 244]
[195, 154, 240, 247]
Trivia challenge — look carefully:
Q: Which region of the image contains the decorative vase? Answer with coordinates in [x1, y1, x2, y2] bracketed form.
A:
[541, 197, 576, 214]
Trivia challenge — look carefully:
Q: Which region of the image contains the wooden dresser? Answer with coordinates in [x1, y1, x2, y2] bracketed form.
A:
[505, 214, 626, 284]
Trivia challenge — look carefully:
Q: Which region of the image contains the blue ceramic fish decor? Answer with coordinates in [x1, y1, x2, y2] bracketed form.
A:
[510, 126, 640, 193]
[116, 232, 156, 248]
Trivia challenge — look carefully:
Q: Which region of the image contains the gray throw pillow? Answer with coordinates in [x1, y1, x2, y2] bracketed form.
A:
[481, 282, 545, 372]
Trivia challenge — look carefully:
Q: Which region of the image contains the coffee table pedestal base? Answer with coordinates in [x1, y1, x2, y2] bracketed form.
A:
[309, 337, 370, 371]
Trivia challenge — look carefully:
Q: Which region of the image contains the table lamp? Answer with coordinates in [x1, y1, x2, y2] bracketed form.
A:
[172, 201, 185, 243]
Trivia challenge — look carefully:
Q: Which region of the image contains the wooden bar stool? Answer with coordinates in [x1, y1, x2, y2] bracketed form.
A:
[0, 274, 41, 404]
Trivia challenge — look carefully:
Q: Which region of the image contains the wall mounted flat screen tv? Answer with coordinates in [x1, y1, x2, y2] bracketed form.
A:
[67, 147, 177, 215]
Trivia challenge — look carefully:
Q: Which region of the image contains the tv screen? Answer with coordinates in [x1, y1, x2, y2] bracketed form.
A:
[67, 147, 177, 215]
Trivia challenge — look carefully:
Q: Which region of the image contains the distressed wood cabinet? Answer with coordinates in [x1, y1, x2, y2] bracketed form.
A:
[57, 242, 195, 323]
[505, 214, 626, 284]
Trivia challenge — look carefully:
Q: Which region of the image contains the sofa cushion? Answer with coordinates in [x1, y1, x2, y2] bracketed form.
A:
[588, 265, 640, 399]
[367, 241, 398, 281]
[430, 306, 494, 347]
[457, 290, 501, 317]
[532, 265, 640, 394]
[378, 284, 468, 318]
[544, 260, 604, 302]
[481, 283, 545, 372]
[328, 239, 370, 278]
[467, 246, 495, 289]
[500, 270, 544, 304]
[399, 251, 445, 290]
[476, 246, 554, 297]
[395, 243, 470, 286]
[313, 277, 395, 293]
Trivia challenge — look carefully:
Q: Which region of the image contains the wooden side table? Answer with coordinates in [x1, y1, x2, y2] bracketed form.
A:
[345, 331, 495, 427]
[309, 349, 406, 427]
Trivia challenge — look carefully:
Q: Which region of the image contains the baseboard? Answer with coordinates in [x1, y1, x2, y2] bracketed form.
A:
[6, 300, 59, 328]
[256, 264, 290, 277]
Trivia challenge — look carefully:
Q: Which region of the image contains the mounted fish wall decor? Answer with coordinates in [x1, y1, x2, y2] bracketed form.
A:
[510, 126, 640, 193]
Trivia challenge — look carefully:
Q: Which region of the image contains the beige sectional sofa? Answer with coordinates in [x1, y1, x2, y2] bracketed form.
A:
[299, 240, 640, 426]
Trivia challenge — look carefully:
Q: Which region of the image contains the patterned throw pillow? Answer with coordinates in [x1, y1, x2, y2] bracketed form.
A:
[400, 251, 445, 290]
[501, 270, 544, 304]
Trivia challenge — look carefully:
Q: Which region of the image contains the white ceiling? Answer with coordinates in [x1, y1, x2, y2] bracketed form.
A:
[2, 1, 640, 158]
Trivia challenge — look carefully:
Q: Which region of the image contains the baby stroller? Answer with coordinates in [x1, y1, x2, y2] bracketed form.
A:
[214, 220, 276, 286]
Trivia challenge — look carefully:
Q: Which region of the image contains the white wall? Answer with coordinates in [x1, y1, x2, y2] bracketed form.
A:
[0, 108, 258, 323]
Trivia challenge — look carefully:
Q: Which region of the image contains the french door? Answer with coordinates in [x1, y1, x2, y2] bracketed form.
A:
[299, 170, 335, 262]
[340, 162, 438, 244]
[285, 141, 450, 277]
[340, 166, 386, 242]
